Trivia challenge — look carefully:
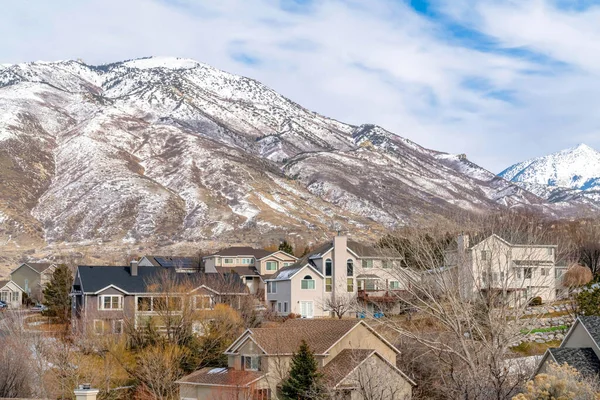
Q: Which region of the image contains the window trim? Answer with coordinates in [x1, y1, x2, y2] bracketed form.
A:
[347, 259, 354, 277]
[113, 319, 124, 334]
[362, 259, 373, 269]
[301, 275, 316, 290]
[325, 277, 332, 293]
[267, 281, 277, 294]
[266, 261, 279, 271]
[99, 295, 123, 311]
[347, 278, 354, 292]
[325, 259, 332, 277]
[242, 355, 260, 371]
[389, 281, 400, 290]
[93, 319, 104, 335]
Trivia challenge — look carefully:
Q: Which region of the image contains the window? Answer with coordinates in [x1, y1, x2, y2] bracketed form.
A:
[325, 278, 332, 292]
[267, 281, 277, 294]
[362, 260, 373, 269]
[382, 260, 393, 269]
[99, 295, 122, 310]
[278, 302, 282, 312]
[241, 258, 254, 264]
[481, 272, 488, 285]
[224, 258, 234, 264]
[347, 278, 354, 292]
[242, 355, 261, 371]
[301, 275, 315, 290]
[325, 259, 332, 276]
[556, 268, 565, 279]
[113, 320, 124, 334]
[93, 320, 105, 334]
[253, 389, 271, 400]
[515, 268, 521, 279]
[24, 279, 29, 293]
[541, 268, 548, 276]
[283, 302, 288, 313]
[481, 250, 490, 261]
[524, 268, 533, 279]
[266, 261, 278, 271]
[169, 297, 183, 311]
[195, 296, 214, 310]
[137, 297, 151, 311]
[0, 292, 7, 302]
[347, 259, 354, 276]
[283, 262, 294, 267]
[389, 281, 400, 290]
[500, 271, 505, 281]
[547, 248, 553, 256]
[11, 292, 18, 302]
[300, 301, 314, 318]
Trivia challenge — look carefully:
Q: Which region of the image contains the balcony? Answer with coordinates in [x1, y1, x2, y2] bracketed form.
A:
[358, 289, 406, 303]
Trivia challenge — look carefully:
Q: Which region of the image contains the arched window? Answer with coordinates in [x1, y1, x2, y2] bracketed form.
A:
[347, 259, 354, 276]
[301, 275, 315, 290]
[325, 259, 332, 277]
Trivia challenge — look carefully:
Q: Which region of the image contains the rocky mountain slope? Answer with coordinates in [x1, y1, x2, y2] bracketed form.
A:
[0, 57, 567, 251]
[499, 144, 600, 205]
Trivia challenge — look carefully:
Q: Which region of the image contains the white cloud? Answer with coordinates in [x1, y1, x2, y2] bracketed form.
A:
[0, 0, 598, 172]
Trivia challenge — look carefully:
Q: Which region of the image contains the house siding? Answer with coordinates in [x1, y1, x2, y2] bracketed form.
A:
[341, 354, 412, 400]
[562, 322, 600, 359]
[10, 265, 42, 299]
[324, 324, 397, 367]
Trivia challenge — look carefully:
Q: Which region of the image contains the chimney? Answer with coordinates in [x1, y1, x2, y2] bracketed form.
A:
[130, 260, 139, 277]
[74, 384, 99, 400]
[457, 234, 469, 253]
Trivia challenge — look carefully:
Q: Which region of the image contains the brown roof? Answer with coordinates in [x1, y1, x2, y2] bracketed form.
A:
[245, 319, 360, 355]
[216, 266, 260, 277]
[209, 247, 272, 259]
[25, 263, 55, 273]
[323, 349, 375, 387]
[0, 280, 9, 287]
[177, 367, 265, 387]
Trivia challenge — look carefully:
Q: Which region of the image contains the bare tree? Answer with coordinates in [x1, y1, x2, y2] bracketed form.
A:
[321, 292, 358, 319]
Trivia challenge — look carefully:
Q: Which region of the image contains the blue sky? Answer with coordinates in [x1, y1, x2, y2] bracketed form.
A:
[2, 0, 600, 172]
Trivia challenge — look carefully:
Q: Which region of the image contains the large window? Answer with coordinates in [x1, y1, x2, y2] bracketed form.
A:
[267, 281, 277, 294]
[137, 296, 185, 312]
[194, 296, 214, 310]
[362, 260, 373, 269]
[382, 260, 393, 269]
[325, 278, 332, 293]
[0, 292, 7, 302]
[241, 258, 254, 264]
[325, 259, 332, 277]
[242, 355, 261, 371]
[347, 278, 354, 292]
[301, 275, 315, 290]
[524, 268, 533, 279]
[266, 261, 279, 271]
[99, 295, 122, 310]
[389, 281, 400, 290]
[347, 259, 354, 276]
[224, 258, 234, 264]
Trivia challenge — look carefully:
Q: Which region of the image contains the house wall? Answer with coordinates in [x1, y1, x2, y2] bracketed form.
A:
[82, 287, 132, 333]
[342, 355, 412, 400]
[324, 323, 397, 367]
[267, 279, 293, 315]
[257, 252, 297, 276]
[0, 281, 23, 308]
[10, 265, 41, 298]
[289, 268, 325, 317]
[563, 322, 600, 359]
[138, 258, 156, 267]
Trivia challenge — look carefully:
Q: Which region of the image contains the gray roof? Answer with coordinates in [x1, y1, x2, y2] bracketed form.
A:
[550, 348, 600, 378]
[142, 256, 199, 269]
[75, 266, 246, 294]
[207, 247, 272, 259]
[216, 266, 260, 277]
[579, 316, 600, 345]
[25, 263, 55, 273]
[0, 280, 9, 288]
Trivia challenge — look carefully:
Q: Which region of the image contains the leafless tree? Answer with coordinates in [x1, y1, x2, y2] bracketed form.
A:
[321, 292, 358, 319]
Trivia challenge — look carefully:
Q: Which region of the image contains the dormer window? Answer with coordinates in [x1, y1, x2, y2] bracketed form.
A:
[266, 261, 279, 271]
[301, 275, 315, 290]
[242, 355, 261, 371]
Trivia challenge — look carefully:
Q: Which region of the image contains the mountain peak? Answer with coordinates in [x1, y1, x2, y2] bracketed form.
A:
[119, 56, 202, 70]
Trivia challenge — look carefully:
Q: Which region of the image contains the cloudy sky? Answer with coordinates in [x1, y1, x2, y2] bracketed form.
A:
[1, 0, 599, 172]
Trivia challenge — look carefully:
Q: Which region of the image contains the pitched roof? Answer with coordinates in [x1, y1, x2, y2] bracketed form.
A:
[243, 319, 361, 355]
[208, 247, 272, 259]
[141, 256, 199, 269]
[323, 349, 375, 387]
[216, 266, 260, 277]
[549, 348, 600, 378]
[26, 263, 55, 273]
[176, 367, 264, 387]
[0, 280, 9, 288]
[578, 316, 600, 345]
[76, 266, 246, 294]
[269, 263, 322, 281]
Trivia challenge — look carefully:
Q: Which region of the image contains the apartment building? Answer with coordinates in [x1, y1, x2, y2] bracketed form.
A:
[441, 234, 557, 304]
[265, 235, 409, 318]
[177, 319, 415, 400]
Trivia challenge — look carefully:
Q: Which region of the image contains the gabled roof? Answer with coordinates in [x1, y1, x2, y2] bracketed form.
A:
[216, 266, 260, 277]
[11, 262, 56, 275]
[206, 247, 272, 259]
[75, 266, 246, 295]
[578, 316, 600, 345]
[0, 280, 25, 293]
[176, 367, 265, 387]
[268, 263, 323, 281]
[548, 348, 600, 378]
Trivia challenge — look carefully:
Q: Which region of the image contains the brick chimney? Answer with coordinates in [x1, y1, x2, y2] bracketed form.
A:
[130, 260, 139, 277]
[74, 384, 99, 400]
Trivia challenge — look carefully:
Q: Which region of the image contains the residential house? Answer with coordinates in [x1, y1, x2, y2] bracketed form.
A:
[177, 318, 415, 400]
[10, 262, 58, 302]
[535, 316, 600, 379]
[70, 263, 248, 335]
[203, 247, 297, 298]
[440, 234, 557, 304]
[138, 256, 201, 273]
[0, 280, 23, 308]
[265, 235, 409, 318]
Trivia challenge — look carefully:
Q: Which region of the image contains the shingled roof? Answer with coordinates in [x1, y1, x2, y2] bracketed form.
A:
[322, 349, 375, 387]
[578, 316, 600, 345]
[177, 367, 265, 387]
[208, 247, 272, 259]
[549, 348, 600, 378]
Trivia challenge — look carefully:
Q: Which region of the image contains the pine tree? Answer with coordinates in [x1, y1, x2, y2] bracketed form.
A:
[42, 264, 73, 324]
[280, 340, 325, 399]
[279, 240, 294, 255]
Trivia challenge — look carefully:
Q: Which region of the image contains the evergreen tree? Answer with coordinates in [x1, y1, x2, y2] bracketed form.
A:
[280, 340, 325, 399]
[42, 264, 73, 324]
[279, 240, 294, 255]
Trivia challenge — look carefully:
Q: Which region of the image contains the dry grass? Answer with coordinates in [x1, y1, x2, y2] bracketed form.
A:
[510, 340, 562, 356]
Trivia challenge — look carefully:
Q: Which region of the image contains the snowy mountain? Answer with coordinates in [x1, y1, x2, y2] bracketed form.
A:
[499, 144, 600, 205]
[0, 56, 568, 251]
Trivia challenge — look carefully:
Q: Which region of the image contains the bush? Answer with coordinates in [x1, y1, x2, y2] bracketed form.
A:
[528, 297, 542, 307]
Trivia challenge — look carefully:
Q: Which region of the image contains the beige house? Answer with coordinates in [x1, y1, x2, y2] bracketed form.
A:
[10, 262, 58, 302]
[535, 316, 600, 378]
[0, 280, 24, 308]
[177, 319, 415, 399]
[203, 247, 296, 299]
[266, 235, 409, 318]
[438, 234, 557, 304]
